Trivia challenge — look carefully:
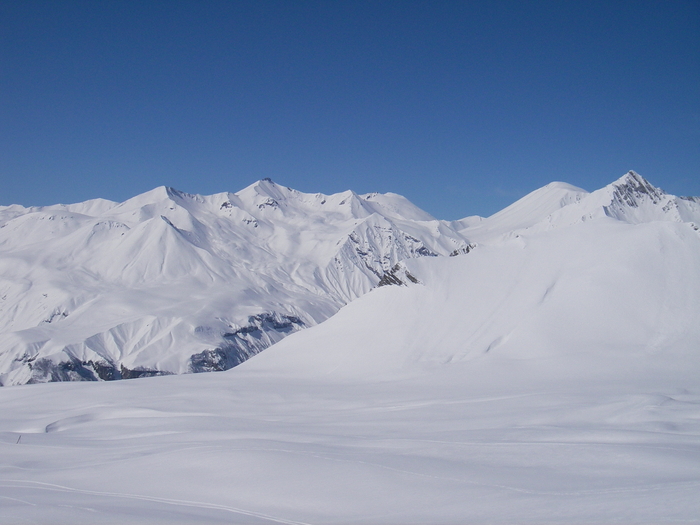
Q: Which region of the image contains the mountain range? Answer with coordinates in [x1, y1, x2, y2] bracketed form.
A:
[0, 171, 698, 386]
[0, 178, 472, 385]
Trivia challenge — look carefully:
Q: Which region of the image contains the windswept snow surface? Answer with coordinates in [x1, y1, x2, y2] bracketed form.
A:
[0, 179, 469, 386]
[0, 172, 700, 523]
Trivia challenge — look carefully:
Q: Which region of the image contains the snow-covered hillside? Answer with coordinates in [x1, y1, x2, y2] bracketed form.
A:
[0, 179, 470, 386]
[0, 171, 699, 523]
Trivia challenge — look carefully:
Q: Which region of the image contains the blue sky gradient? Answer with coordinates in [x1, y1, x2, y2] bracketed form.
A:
[1, 0, 698, 219]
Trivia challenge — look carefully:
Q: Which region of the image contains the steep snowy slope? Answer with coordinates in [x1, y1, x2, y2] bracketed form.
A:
[452, 181, 588, 243]
[247, 217, 700, 383]
[0, 173, 699, 524]
[0, 180, 470, 386]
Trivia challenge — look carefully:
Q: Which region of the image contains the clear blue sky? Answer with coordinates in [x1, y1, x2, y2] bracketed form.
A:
[1, 0, 698, 219]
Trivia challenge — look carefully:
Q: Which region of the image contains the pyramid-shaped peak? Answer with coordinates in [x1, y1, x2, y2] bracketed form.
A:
[164, 187, 201, 201]
[256, 178, 294, 190]
[123, 186, 206, 206]
[613, 171, 661, 192]
[115, 186, 174, 209]
[607, 171, 665, 205]
[238, 178, 297, 198]
[257, 177, 280, 189]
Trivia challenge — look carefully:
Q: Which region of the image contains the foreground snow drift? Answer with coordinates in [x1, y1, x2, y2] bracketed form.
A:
[3, 377, 699, 524]
[1, 206, 699, 523]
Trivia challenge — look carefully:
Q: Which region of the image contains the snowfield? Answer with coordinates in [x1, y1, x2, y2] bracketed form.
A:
[0, 171, 699, 523]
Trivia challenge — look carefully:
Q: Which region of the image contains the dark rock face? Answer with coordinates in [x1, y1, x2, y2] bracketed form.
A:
[610, 172, 666, 208]
[189, 348, 234, 373]
[189, 313, 306, 373]
[377, 270, 404, 287]
[378, 264, 421, 287]
[91, 360, 120, 381]
[450, 243, 476, 257]
[416, 246, 438, 257]
[119, 365, 171, 379]
[26, 358, 97, 383]
[20, 355, 171, 384]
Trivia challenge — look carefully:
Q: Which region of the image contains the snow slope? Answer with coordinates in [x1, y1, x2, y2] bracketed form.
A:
[0, 180, 470, 386]
[451, 180, 589, 242]
[0, 172, 699, 523]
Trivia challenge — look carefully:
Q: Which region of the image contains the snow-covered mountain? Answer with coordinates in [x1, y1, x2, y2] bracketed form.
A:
[0, 179, 470, 386]
[454, 170, 700, 243]
[0, 171, 699, 523]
